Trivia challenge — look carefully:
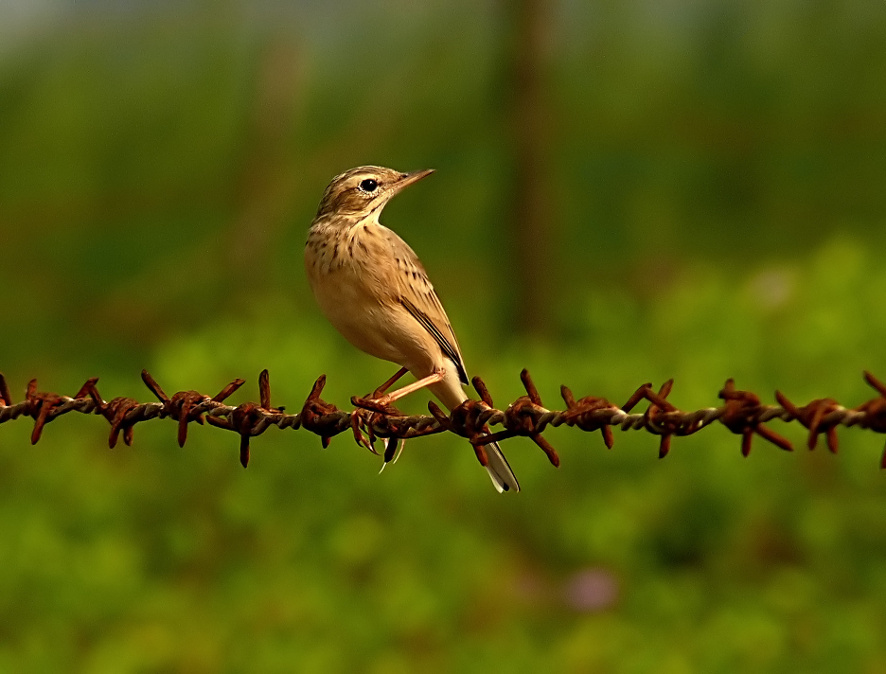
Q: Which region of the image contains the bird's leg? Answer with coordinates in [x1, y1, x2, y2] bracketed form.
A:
[372, 367, 410, 398]
[372, 368, 445, 406]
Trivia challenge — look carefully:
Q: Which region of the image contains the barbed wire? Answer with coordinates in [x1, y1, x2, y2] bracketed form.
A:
[2, 368, 886, 470]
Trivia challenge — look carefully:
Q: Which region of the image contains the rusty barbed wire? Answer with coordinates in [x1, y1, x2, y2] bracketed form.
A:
[2, 368, 886, 470]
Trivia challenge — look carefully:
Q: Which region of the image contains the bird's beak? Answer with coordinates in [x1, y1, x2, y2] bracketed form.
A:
[392, 168, 434, 194]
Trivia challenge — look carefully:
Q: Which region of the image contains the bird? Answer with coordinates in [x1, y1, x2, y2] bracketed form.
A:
[304, 165, 520, 493]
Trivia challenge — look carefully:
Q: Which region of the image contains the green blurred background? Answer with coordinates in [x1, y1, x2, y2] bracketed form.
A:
[2, 1, 886, 671]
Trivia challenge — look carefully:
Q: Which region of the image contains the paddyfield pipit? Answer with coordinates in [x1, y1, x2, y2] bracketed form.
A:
[304, 166, 520, 493]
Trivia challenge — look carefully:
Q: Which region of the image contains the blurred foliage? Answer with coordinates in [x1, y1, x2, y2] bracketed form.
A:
[2, 0, 886, 672]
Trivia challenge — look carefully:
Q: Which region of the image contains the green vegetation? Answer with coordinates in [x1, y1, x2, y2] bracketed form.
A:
[2, 2, 886, 671]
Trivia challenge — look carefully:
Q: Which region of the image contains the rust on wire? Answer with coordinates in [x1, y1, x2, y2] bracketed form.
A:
[27, 377, 98, 445]
[85, 381, 141, 448]
[774, 391, 841, 453]
[717, 378, 793, 457]
[2, 368, 886, 472]
[559, 384, 618, 450]
[621, 380, 683, 459]
[205, 370, 282, 467]
[141, 369, 246, 448]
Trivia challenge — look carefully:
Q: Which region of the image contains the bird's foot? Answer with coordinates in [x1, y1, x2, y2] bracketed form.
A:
[366, 369, 446, 407]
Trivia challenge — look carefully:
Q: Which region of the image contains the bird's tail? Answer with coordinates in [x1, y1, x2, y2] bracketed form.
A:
[428, 373, 520, 493]
[483, 440, 520, 493]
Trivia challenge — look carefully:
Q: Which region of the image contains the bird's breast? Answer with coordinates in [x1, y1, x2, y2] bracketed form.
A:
[305, 222, 423, 365]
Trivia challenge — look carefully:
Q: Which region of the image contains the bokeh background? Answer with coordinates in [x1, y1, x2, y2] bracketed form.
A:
[3, 0, 886, 671]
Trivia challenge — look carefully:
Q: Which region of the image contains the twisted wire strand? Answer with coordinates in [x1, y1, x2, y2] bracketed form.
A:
[1, 368, 886, 469]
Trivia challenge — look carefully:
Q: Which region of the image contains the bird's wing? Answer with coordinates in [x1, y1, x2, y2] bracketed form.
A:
[379, 226, 469, 385]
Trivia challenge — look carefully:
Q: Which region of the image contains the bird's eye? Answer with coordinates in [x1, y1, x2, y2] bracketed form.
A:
[359, 178, 378, 192]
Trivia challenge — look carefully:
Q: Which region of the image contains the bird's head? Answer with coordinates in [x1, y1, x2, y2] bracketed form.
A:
[315, 165, 434, 219]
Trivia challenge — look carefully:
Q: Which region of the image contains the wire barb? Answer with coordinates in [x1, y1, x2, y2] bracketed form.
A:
[719, 379, 793, 457]
[2, 368, 886, 473]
